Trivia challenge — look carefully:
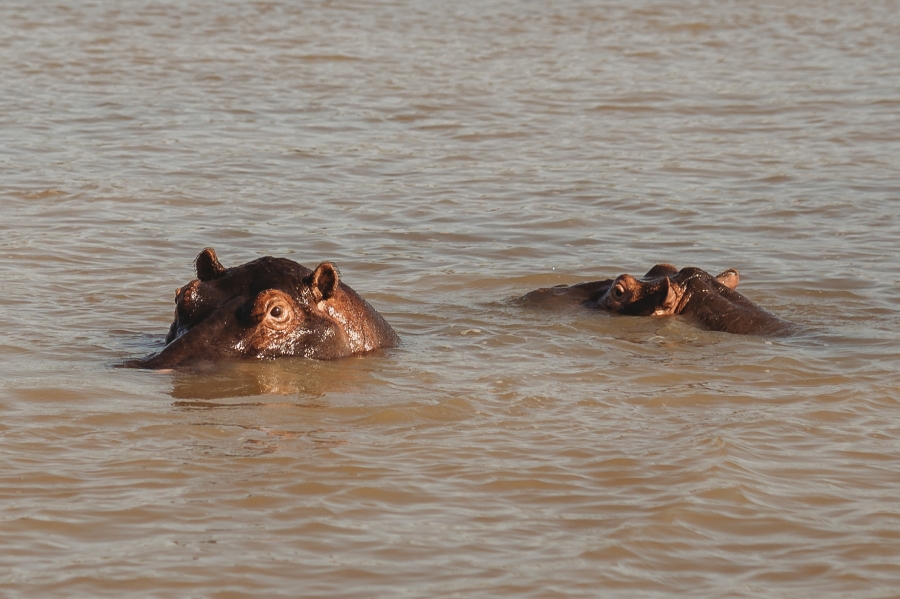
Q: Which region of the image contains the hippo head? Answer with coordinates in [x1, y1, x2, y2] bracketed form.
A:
[125, 248, 399, 369]
[600, 264, 678, 316]
[599, 264, 741, 316]
[596, 263, 790, 335]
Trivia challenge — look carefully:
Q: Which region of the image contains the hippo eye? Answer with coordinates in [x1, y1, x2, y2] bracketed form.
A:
[252, 290, 294, 331]
[613, 284, 625, 299]
[262, 299, 293, 331]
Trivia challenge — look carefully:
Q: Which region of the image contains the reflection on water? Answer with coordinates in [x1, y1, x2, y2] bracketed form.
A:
[2, 0, 900, 597]
[165, 357, 378, 400]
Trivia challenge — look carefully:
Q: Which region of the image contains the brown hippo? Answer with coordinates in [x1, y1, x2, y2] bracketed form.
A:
[522, 264, 791, 335]
[123, 248, 400, 369]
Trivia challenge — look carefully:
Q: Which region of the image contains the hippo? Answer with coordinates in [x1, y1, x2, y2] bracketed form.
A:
[123, 248, 400, 369]
[521, 264, 791, 335]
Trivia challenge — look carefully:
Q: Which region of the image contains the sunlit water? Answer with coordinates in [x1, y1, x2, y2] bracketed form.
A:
[2, 1, 899, 597]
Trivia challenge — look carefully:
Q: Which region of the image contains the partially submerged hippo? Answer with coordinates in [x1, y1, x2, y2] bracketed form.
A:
[124, 248, 400, 369]
[522, 264, 791, 335]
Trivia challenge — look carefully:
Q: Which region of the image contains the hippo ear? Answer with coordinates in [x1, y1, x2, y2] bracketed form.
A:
[309, 262, 341, 302]
[715, 268, 740, 290]
[195, 247, 226, 281]
[659, 277, 680, 314]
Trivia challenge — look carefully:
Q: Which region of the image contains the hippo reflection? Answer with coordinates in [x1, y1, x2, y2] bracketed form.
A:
[522, 264, 791, 335]
[124, 248, 399, 369]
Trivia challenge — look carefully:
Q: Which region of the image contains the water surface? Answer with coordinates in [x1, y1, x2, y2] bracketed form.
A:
[2, 1, 899, 597]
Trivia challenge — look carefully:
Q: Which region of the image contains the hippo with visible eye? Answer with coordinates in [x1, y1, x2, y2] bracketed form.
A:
[123, 248, 399, 369]
[522, 264, 791, 335]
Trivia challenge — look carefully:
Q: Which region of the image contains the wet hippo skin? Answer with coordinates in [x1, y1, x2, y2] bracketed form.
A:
[124, 248, 399, 369]
[522, 264, 791, 335]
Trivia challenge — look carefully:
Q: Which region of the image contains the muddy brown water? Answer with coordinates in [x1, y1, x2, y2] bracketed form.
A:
[2, 1, 899, 597]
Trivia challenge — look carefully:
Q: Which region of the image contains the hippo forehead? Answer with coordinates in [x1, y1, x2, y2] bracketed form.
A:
[190, 256, 315, 305]
[631, 265, 714, 285]
[640, 263, 679, 280]
[216, 256, 313, 295]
